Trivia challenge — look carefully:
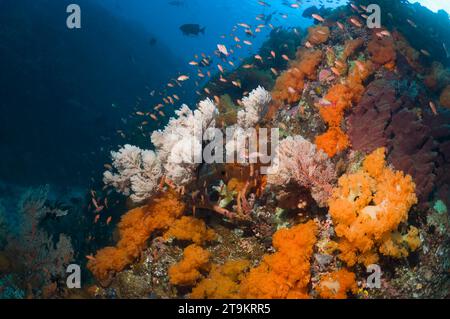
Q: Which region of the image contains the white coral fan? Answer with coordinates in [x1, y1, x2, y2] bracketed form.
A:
[105, 99, 218, 203]
[151, 98, 218, 186]
[267, 135, 337, 207]
[226, 87, 271, 163]
[237, 86, 271, 129]
[103, 145, 163, 203]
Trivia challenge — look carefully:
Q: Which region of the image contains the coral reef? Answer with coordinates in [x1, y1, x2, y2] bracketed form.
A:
[163, 216, 217, 245]
[306, 26, 330, 46]
[440, 85, 450, 108]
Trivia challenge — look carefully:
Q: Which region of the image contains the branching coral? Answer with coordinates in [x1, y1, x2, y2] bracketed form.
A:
[316, 269, 357, 299]
[239, 221, 317, 298]
[272, 49, 322, 104]
[267, 135, 336, 207]
[163, 216, 217, 245]
[87, 190, 185, 283]
[168, 244, 210, 286]
[306, 26, 330, 46]
[190, 259, 250, 299]
[328, 148, 418, 266]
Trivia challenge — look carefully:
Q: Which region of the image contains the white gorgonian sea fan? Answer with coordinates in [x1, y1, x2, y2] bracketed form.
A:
[104, 98, 218, 203]
[267, 135, 337, 207]
[237, 86, 272, 129]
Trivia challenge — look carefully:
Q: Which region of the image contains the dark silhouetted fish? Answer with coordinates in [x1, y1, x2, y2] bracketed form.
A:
[149, 37, 157, 46]
[169, 0, 184, 6]
[180, 24, 206, 36]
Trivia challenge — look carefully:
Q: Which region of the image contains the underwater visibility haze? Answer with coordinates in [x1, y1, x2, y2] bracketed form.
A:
[0, 0, 449, 300]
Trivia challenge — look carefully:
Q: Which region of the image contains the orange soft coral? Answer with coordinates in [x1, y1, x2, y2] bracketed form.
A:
[328, 148, 418, 266]
[190, 260, 250, 299]
[307, 26, 330, 45]
[440, 85, 450, 108]
[239, 221, 317, 299]
[168, 244, 210, 286]
[163, 216, 216, 245]
[87, 190, 185, 282]
[272, 49, 322, 104]
[368, 36, 396, 66]
[342, 38, 364, 60]
[316, 269, 358, 299]
[315, 127, 350, 158]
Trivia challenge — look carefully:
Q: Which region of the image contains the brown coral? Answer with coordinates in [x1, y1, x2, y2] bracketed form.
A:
[368, 36, 396, 66]
[440, 85, 450, 108]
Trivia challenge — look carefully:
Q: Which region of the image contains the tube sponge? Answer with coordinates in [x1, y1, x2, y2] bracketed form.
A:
[328, 148, 419, 266]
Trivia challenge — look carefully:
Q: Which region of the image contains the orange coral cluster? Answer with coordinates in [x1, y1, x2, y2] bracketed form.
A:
[190, 260, 250, 299]
[367, 35, 396, 69]
[315, 61, 373, 157]
[168, 244, 211, 286]
[328, 148, 419, 266]
[440, 85, 450, 108]
[272, 49, 323, 104]
[163, 216, 217, 245]
[238, 221, 318, 298]
[316, 269, 357, 299]
[307, 26, 330, 45]
[87, 190, 185, 282]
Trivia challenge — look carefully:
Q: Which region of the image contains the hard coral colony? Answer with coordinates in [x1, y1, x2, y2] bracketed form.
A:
[81, 1, 450, 300]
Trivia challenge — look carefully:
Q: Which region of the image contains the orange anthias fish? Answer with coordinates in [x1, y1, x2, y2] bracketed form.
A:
[312, 14, 325, 22]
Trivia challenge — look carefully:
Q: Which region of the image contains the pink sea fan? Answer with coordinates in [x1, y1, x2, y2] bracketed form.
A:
[267, 135, 337, 207]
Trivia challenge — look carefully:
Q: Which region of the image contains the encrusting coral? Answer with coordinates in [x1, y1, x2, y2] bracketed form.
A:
[168, 244, 210, 286]
[163, 216, 217, 245]
[87, 189, 185, 283]
[238, 221, 317, 298]
[440, 85, 450, 109]
[367, 35, 396, 68]
[328, 148, 419, 266]
[190, 259, 250, 299]
[316, 269, 357, 299]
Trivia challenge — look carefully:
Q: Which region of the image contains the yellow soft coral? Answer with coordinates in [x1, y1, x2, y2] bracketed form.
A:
[328, 148, 418, 266]
[239, 221, 317, 299]
[190, 260, 250, 299]
[316, 269, 358, 299]
[87, 190, 185, 282]
[169, 244, 210, 286]
[164, 216, 217, 245]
